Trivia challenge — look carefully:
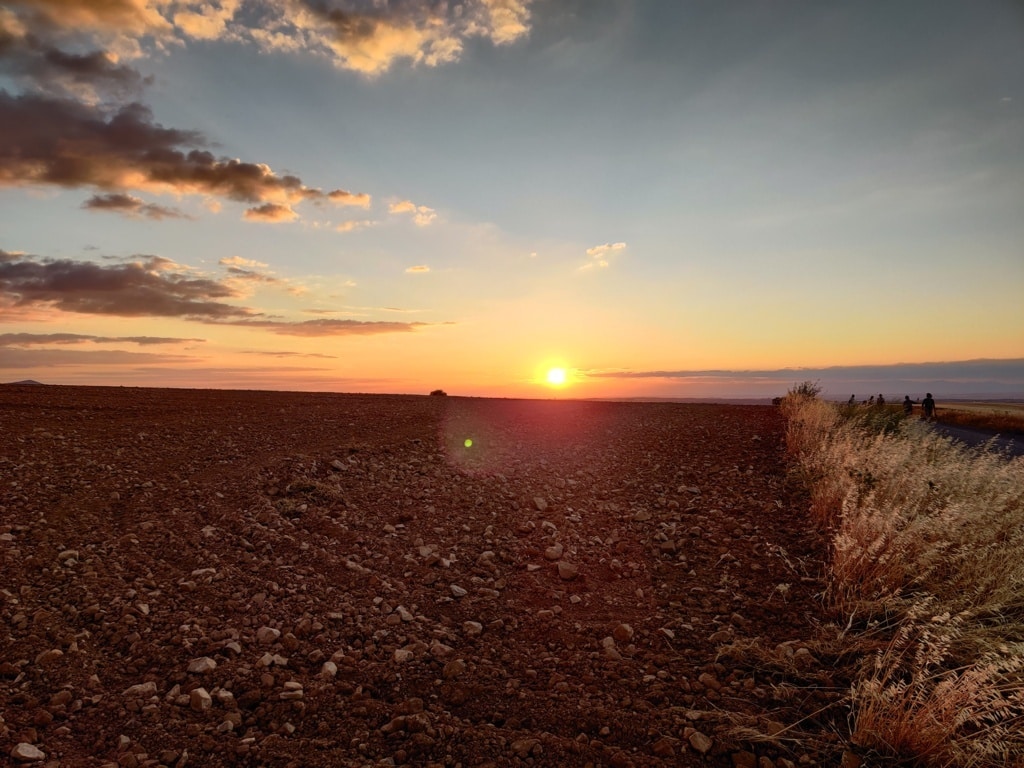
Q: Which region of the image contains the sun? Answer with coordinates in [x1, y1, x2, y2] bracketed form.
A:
[545, 367, 568, 386]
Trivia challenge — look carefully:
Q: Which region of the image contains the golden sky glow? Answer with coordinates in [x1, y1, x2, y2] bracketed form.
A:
[1, 2, 1022, 399]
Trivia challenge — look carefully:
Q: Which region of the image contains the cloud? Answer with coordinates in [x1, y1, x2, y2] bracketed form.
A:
[390, 199, 436, 226]
[172, 0, 242, 41]
[335, 219, 374, 233]
[0, 251, 433, 336]
[3, 0, 172, 37]
[219, 255, 268, 269]
[0, 250, 252, 318]
[239, 349, 337, 359]
[585, 359, 1024, 398]
[586, 242, 627, 258]
[0, 20, 151, 103]
[405, 265, 430, 274]
[328, 189, 372, 208]
[251, 0, 533, 76]
[0, 347, 199, 368]
[580, 241, 626, 271]
[82, 192, 190, 219]
[0, 332, 204, 346]
[215, 318, 427, 337]
[0, 93, 368, 213]
[244, 202, 299, 222]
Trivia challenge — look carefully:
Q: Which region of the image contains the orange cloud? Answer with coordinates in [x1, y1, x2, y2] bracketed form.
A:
[390, 199, 436, 226]
[243, 202, 299, 222]
[328, 189, 372, 208]
[405, 265, 430, 274]
[82, 192, 190, 219]
[259, 0, 533, 76]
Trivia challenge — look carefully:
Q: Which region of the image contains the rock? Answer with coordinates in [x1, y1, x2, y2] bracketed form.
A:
[652, 737, 675, 757]
[256, 626, 281, 645]
[688, 731, 713, 754]
[557, 561, 579, 580]
[510, 738, 539, 758]
[612, 623, 634, 642]
[187, 657, 217, 674]
[394, 649, 414, 663]
[732, 751, 757, 768]
[190, 687, 212, 712]
[544, 543, 564, 560]
[11, 743, 45, 762]
[123, 682, 157, 698]
[532, 497, 548, 512]
[450, 584, 468, 598]
[35, 649, 63, 665]
[443, 659, 466, 679]
[462, 621, 483, 637]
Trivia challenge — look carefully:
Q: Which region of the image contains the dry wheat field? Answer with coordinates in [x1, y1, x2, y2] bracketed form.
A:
[1, 385, 853, 767]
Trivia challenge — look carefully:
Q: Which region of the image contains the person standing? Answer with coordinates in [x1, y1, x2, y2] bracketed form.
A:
[903, 396, 913, 415]
[922, 393, 936, 420]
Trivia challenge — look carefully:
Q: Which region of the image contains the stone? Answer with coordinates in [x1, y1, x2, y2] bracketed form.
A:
[652, 737, 675, 757]
[462, 621, 483, 637]
[35, 649, 63, 665]
[443, 659, 466, 679]
[532, 497, 548, 512]
[11, 743, 45, 762]
[394, 649, 414, 663]
[187, 657, 216, 674]
[732, 751, 757, 768]
[256, 627, 281, 645]
[557, 561, 579, 580]
[544, 543, 563, 560]
[510, 738, 539, 758]
[688, 731, 713, 754]
[123, 682, 157, 698]
[612, 623, 634, 642]
[190, 687, 212, 712]
[450, 584, 468, 598]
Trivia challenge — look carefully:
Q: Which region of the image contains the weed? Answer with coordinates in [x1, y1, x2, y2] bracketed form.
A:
[784, 396, 1024, 766]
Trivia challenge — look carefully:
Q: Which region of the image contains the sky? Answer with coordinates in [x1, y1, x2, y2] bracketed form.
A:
[1, 0, 1023, 400]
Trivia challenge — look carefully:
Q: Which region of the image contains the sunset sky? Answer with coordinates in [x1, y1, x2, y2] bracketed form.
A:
[2, 0, 1022, 399]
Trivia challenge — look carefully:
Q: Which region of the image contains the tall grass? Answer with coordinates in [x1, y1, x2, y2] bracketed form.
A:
[782, 390, 1024, 766]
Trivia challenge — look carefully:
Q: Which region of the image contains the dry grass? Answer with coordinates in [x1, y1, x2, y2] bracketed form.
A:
[935, 402, 1024, 437]
[782, 390, 1024, 766]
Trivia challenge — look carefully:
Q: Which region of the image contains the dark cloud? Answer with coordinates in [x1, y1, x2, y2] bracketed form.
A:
[216, 318, 426, 337]
[239, 350, 337, 359]
[0, 25, 150, 101]
[82, 192, 190, 219]
[0, 348, 198, 368]
[0, 251, 252, 318]
[0, 332, 203, 346]
[0, 93, 344, 206]
[586, 360, 1024, 398]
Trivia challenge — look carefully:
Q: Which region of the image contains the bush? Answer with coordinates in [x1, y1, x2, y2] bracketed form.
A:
[429, 389, 447, 397]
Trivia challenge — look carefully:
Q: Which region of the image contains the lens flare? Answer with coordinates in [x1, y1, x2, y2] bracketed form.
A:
[464, 438, 473, 448]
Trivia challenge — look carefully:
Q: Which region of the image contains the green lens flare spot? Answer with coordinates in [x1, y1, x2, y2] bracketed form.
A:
[464, 438, 473, 448]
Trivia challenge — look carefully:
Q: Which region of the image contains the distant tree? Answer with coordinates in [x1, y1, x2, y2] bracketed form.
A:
[429, 389, 447, 397]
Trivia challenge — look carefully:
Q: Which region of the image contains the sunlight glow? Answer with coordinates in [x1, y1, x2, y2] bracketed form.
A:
[546, 367, 567, 386]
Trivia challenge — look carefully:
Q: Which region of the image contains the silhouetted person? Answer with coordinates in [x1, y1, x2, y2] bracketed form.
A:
[867, 395, 875, 406]
[922, 393, 936, 420]
[848, 395, 856, 406]
[877, 394, 885, 407]
[903, 396, 913, 415]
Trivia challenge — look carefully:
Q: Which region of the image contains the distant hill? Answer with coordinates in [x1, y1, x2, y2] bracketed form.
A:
[4, 379, 45, 386]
